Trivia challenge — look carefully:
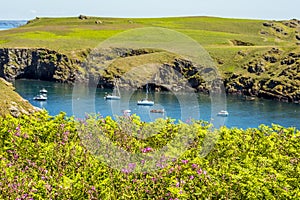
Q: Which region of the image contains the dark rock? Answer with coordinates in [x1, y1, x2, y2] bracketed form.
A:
[263, 22, 273, 27]
[231, 40, 254, 46]
[237, 50, 247, 56]
[267, 80, 281, 89]
[274, 26, 283, 33]
[264, 55, 277, 63]
[260, 30, 268, 35]
[78, 15, 89, 20]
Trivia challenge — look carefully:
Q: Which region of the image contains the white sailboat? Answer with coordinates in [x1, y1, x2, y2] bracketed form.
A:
[104, 79, 121, 100]
[137, 84, 154, 106]
[34, 88, 48, 101]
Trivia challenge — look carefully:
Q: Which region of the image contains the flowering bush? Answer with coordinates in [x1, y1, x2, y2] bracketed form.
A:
[0, 111, 299, 199]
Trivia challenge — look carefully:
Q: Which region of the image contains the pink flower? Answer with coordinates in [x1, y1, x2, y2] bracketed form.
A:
[16, 125, 21, 131]
[181, 159, 188, 164]
[13, 154, 19, 160]
[197, 168, 203, 175]
[142, 147, 152, 153]
[192, 163, 198, 169]
[128, 163, 136, 169]
[190, 175, 194, 180]
[14, 132, 20, 137]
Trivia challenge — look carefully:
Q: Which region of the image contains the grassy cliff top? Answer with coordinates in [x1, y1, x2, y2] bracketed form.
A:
[0, 16, 299, 73]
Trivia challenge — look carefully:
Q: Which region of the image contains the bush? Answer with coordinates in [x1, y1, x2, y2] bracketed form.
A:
[0, 111, 299, 199]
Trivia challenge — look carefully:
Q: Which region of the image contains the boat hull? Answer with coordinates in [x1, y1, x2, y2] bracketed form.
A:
[104, 95, 121, 100]
[137, 100, 154, 106]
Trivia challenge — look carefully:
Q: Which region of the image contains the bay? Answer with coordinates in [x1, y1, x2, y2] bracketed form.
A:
[14, 79, 300, 130]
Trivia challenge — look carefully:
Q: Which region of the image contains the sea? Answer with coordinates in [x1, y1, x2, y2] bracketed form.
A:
[0, 20, 27, 30]
[14, 79, 300, 130]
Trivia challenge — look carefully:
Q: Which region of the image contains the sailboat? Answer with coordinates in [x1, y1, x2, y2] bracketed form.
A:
[137, 84, 154, 106]
[33, 88, 48, 101]
[104, 79, 121, 100]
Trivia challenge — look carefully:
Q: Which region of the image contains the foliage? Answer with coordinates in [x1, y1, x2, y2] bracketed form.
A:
[0, 111, 299, 199]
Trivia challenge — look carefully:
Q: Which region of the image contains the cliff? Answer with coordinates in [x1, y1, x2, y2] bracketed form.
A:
[1, 46, 300, 103]
[0, 48, 85, 83]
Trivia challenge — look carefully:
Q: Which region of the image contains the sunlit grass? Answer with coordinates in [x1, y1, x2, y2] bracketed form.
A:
[0, 16, 298, 71]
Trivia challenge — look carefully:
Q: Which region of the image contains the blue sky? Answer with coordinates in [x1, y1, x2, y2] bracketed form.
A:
[1, 0, 300, 20]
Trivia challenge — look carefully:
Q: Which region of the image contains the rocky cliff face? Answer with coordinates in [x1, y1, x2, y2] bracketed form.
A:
[224, 48, 300, 102]
[1, 46, 299, 103]
[0, 48, 85, 83]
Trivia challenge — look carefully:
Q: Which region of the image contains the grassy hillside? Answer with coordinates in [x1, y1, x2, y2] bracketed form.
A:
[0, 16, 298, 68]
[0, 78, 36, 117]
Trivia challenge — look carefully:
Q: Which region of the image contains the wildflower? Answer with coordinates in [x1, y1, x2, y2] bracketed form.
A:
[121, 168, 130, 174]
[176, 182, 180, 187]
[204, 170, 207, 175]
[14, 132, 20, 137]
[192, 163, 198, 169]
[128, 163, 136, 170]
[142, 147, 152, 153]
[181, 159, 188, 164]
[13, 154, 19, 160]
[190, 175, 194, 180]
[169, 167, 174, 174]
[197, 168, 203, 175]
[23, 133, 29, 139]
[16, 125, 21, 131]
[63, 131, 69, 136]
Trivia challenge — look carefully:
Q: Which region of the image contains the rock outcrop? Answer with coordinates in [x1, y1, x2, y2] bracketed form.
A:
[225, 48, 300, 102]
[0, 48, 85, 83]
[0, 45, 299, 103]
[0, 78, 38, 117]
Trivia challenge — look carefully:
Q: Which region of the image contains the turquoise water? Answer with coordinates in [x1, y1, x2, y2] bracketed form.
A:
[14, 79, 300, 129]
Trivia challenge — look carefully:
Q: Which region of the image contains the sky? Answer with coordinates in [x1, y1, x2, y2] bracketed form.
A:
[0, 0, 300, 20]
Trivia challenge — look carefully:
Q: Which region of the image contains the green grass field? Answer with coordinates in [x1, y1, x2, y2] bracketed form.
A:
[0, 16, 299, 74]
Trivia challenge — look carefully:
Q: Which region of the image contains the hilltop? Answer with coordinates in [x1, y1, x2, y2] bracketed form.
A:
[0, 16, 299, 102]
